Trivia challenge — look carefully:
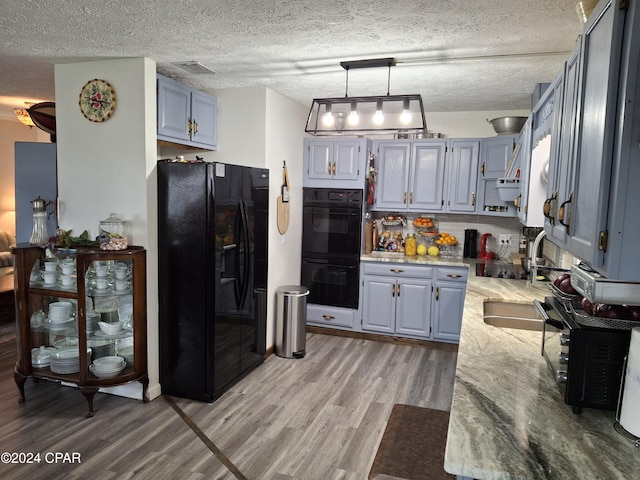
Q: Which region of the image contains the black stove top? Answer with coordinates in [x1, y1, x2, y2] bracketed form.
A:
[475, 261, 527, 279]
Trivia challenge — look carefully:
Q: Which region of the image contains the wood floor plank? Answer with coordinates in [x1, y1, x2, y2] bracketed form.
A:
[0, 332, 457, 480]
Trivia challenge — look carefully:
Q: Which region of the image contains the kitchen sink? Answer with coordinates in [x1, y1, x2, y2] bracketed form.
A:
[483, 301, 543, 331]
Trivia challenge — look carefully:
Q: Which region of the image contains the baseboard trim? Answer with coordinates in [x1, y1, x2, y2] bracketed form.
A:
[306, 326, 459, 352]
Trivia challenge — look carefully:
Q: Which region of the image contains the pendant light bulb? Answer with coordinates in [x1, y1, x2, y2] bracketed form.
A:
[400, 99, 412, 125]
[348, 102, 359, 126]
[373, 100, 384, 126]
[322, 104, 335, 127]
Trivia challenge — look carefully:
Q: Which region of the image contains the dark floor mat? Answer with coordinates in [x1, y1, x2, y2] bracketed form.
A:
[369, 404, 454, 480]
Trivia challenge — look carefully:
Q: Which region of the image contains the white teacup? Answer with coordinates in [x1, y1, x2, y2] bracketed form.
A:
[95, 265, 108, 277]
[42, 271, 58, 285]
[114, 266, 131, 279]
[61, 263, 75, 275]
[115, 279, 130, 291]
[43, 260, 58, 272]
[96, 278, 108, 290]
[60, 274, 74, 287]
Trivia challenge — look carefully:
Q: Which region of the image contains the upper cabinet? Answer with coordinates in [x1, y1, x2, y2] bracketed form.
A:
[543, 0, 640, 280]
[446, 139, 480, 213]
[303, 138, 370, 189]
[157, 74, 218, 150]
[372, 140, 447, 212]
[477, 135, 518, 217]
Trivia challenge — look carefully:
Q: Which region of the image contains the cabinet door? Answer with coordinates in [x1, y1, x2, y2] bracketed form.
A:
[410, 141, 447, 211]
[306, 140, 333, 180]
[568, 0, 625, 264]
[374, 142, 411, 210]
[157, 76, 191, 142]
[362, 276, 396, 333]
[447, 140, 480, 213]
[478, 136, 517, 216]
[481, 135, 516, 178]
[395, 278, 432, 338]
[190, 90, 218, 149]
[546, 46, 581, 249]
[333, 140, 360, 180]
[433, 281, 466, 342]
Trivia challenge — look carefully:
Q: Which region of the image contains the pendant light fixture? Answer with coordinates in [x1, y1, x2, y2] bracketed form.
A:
[305, 58, 427, 136]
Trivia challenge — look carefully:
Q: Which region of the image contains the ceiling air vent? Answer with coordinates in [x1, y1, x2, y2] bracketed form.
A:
[172, 61, 216, 75]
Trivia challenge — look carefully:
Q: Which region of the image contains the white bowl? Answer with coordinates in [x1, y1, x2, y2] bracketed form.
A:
[98, 321, 122, 335]
[89, 363, 124, 378]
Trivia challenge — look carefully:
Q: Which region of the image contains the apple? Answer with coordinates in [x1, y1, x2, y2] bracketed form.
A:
[581, 297, 594, 316]
[558, 277, 578, 295]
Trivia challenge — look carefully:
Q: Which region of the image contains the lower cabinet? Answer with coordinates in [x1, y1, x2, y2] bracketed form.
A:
[306, 303, 356, 330]
[361, 262, 468, 343]
[432, 267, 468, 342]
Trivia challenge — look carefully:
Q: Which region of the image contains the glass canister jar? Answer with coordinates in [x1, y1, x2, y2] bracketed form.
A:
[99, 213, 128, 250]
[405, 233, 417, 256]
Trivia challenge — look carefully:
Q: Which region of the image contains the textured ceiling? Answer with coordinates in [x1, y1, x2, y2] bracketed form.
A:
[0, 0, 584, 121]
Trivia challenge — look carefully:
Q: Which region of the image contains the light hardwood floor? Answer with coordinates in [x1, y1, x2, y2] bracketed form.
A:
[0, 332, 457, 480]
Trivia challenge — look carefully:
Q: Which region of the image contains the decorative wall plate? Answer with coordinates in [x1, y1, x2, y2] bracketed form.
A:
[79, 79, 116, 122]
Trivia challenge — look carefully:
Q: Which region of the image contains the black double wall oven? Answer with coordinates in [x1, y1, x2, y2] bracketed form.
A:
[301, 188, 363, 309]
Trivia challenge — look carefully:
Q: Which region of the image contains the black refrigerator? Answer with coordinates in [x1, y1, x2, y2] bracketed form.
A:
[157, 160, 269, 402]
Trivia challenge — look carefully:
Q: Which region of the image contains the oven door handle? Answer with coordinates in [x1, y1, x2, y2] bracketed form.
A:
[534, 300, 565, 330]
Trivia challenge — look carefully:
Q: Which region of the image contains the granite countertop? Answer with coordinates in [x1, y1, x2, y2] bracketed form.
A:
[360, 252, 467, 267]
[444, 271, 640, 479]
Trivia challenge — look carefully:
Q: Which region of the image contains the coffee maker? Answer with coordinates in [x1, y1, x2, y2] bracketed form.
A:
[463, 229, 478, 258]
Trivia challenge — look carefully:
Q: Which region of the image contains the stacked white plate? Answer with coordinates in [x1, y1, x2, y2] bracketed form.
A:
[49, 302, 72, 322]
[50, 347, 81, 374]
[89, 355, 125, 378]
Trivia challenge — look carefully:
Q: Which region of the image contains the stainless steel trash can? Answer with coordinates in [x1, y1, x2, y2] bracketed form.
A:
[275, 285, 309, 358]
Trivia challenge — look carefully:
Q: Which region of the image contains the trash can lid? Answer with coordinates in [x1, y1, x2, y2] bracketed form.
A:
[276, 285, 310, 296]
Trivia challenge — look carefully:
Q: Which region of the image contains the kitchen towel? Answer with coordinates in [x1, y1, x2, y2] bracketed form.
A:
[619, 327, 640, 437]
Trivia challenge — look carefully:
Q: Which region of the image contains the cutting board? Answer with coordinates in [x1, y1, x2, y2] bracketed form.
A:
[277, 162, 290, 234]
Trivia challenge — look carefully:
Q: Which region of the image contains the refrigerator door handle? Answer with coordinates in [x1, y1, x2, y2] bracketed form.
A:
[233, 202, 243, 310]
[238, 200, 251, 310]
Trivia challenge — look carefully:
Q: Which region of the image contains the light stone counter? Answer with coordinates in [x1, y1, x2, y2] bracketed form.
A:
[444, 271, 640, 479]
[360, 252, 467, 267]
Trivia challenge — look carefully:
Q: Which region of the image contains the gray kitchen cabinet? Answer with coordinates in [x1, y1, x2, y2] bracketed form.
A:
[373, 140, 447, 212]
[543, 0, 640, 280]
[432, 267, 468, 343]
[306, 303, 356, 330]
[157, 74, 218, 150]
[303, 138, 369, 188]
[478, 135, 518, 217]
[362, 262, 433, 338]
[544, 45, 580, 251]
[445, 139, 480, 213]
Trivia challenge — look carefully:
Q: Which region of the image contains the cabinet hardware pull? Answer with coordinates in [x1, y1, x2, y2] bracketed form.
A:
[558, 192, 573, 231]
[332, 161, 336, 175]
[193, 120, 198, 135]
[436, 287, 439, 300]
[409, 192, 413, 204]
[598, 231, 608, 251]
[543, 192, 557, 225]
[187, 118, 192, 134]
[327, 162, 332, 175]
[390, 269, 405, 273]
[447, 274, 462, 278]
[471, 192, 476, 206]
[322, 314, 335, 320]
[392, 284, 395, 297]
[481, 163, 486, 176]
[397, 284, 401, 297]
[403, 192, 407, 204]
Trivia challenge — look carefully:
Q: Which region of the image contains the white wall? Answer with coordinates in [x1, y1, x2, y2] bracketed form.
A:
[420, 110, 530, 138]
[55, 57, 159, 400]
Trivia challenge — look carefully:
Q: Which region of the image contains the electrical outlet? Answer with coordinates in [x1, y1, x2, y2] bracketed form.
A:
[499, 234, 511, 244]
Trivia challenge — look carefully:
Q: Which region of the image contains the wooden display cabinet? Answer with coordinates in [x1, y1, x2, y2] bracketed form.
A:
[11, 245, 148, 417]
